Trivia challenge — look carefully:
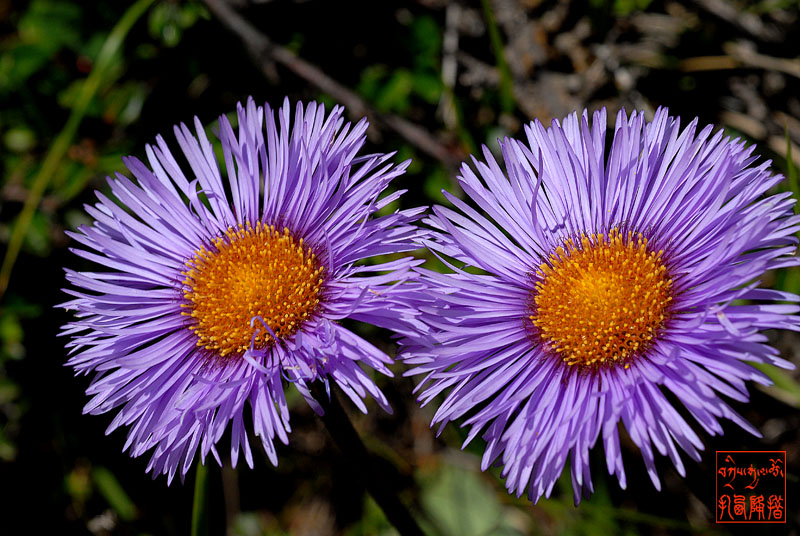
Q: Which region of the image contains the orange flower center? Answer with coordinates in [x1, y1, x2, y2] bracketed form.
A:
[182, 222, 324, 357]
[529, 228, 672, 368]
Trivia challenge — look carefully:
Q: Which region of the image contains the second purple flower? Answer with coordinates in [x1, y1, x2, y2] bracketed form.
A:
[402, 108, 800, 504]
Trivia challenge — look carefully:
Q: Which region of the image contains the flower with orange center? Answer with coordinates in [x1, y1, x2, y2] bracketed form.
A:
[63, 98, 424, 482]
[404, 107, 800, 506]
[529, 228, 673, 368]
[182, 223, 324, 358]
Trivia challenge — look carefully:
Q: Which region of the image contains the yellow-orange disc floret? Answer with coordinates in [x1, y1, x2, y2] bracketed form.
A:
[182, 222, 324, 357]
[530, 228, 672, 368]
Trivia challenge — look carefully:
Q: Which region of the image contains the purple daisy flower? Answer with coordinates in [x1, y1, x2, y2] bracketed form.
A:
[403, 108, 800, 504]
[62, 98, 425, 482]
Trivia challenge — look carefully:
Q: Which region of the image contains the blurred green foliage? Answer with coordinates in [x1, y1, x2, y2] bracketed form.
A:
[357, 15, 443, 114]
[93, 465, 139, 522]
[419, 463, 522, 536]
[589, 0, 654, 17]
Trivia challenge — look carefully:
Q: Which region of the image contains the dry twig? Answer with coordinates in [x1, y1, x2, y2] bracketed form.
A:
[693, 0, 784, 42]
[203, 0, 463, 170]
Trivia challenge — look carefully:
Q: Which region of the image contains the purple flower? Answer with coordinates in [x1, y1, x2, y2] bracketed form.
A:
[402, 108, 800, 504]
[62, 98, 425, 482]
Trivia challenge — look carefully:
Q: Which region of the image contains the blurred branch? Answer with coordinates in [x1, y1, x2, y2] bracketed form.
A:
[724, 41, 800, 80]
[439, 2, 460, 131]
[768, 135, 800, 161]
[0, 0, 156, 302]
[679, 55, 739, 72]
[693, 0, 784, 42]
[678, 44, 800, 80]
[203, 0, 464, 170]
[721, 111, 800, 159]
[648, 43, 800, 78]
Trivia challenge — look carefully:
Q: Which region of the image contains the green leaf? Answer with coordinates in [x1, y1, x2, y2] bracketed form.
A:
[613, 0, 653, 17]
[3, 127, 36, 153]
[357, 65, 388, 101]
[0, 378, 20, 404]
[65, 463, 92, 510]
[410, 16, 441, 71]
[423, 167, 451, 204]
[0, 313, 24, 347]
[92, 466, 137, 521]
[420, 464, 502, 536]
[148, 2, 205, 47]
[18, 211, 52, 256]
[752, 362, 800, 408]
[412, 72, 442, 104]
[102, 81, 149, 125]
[375, 69, 414, 114]
[0, 427, 17, 461]
[343, 495, 400, 536]
[0, 44, 50, 92]
[18, 0, 82, 52]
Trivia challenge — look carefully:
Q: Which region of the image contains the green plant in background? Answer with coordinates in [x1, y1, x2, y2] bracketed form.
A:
[0, 0, 157, 474]
[588, 0, 654, 17]
[480, 0, 514, 115]
[148, 1, 208, 48]
[356, 15, 443, 115]
[0, 0, 209, 476]
[0, 0, 164, 526]
[0, 0, 157, 299]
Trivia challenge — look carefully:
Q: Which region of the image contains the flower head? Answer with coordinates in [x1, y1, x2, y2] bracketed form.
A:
[62, 98, 424, 482]
[403, 108, 800, 504]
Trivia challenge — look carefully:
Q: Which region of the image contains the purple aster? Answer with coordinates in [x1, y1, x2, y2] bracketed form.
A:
[62, 97, 425, 482]
[402, 108, 800, 504]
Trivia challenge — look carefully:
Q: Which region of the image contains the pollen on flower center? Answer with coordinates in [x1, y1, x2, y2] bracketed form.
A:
[529, 228, 673, 368]
[182, 222, 324, 357]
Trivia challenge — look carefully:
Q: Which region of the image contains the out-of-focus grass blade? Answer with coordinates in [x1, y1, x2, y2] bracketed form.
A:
[191, 463, 209, 536]
[787, 127, 799, 214]
[780, 127, 800, 312]
[0, 0, 156, 300]
[480, 0, 515, 114]
[91, 466, 137, 521]
[752, 362, 800, 409]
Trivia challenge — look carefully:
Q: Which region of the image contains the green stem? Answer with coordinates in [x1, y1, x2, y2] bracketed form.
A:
[310, 382, 424, 536]
[0, 0, 156, 301]
[191, 463, 209, 536]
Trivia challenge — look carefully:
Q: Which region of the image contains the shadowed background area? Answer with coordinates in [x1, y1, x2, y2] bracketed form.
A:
[0, 0, 799, 534]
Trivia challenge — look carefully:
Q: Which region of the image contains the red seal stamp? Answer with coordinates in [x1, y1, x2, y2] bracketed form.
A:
[716, 451, 786, 523]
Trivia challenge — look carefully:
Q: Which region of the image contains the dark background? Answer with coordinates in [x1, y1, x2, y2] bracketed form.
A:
[1, 0, 799, 534]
